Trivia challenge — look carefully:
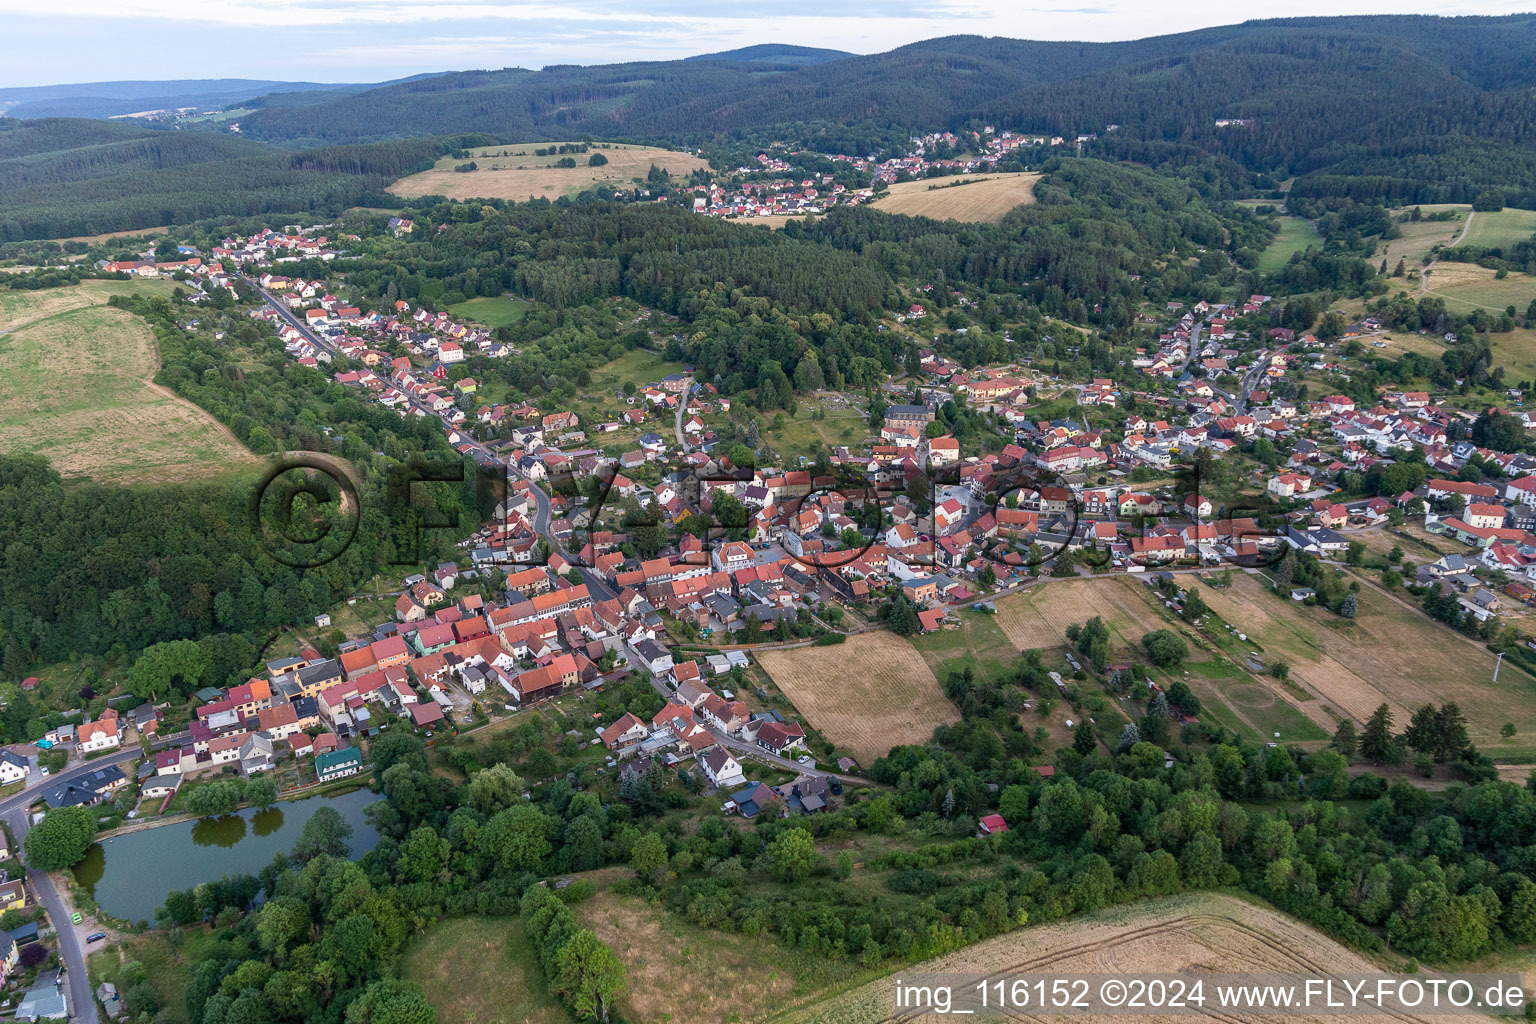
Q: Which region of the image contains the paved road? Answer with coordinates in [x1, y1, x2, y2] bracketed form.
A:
[672, 380, 695, 446]
[1, 747, 146, 1024]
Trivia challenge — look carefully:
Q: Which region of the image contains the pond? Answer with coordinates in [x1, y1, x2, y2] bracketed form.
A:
[72, 787, 381, 923]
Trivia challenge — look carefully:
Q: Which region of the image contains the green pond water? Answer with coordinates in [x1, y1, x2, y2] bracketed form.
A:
[72, 787, 381, 923]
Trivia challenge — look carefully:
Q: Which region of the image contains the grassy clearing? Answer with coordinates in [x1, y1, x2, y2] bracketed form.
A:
[910, 607, 1020, 681]
[406, 916, 569, 1024]
[0, 287, 255, 482]
[1256, 216, 1323, 273]
[1422, 262, 1536, 313]
[447, 294, 529, 328]
[870, 173, 1040, 223]
[1490, 327, 1536, 381]
[390, 142, 708, 202]
[1461, 207, 1536, 250]
[579, 890, 807, 1024]
[758, 394, 869, 457]
[1376, 204, 1468, 267]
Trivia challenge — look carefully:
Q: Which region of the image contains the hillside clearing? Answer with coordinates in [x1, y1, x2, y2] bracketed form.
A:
[756, 632, 958, 765]
[1460, 207, 1536, 250]
[1423, 262, 1536, 313]
[389, 141, 708, 202]
[0, 283, 255, 482]
[871, 173, 1040, 223]
[446, 294, 529, 327]
[779, 892, 1460, 1024]
[1257, 216, 1323, 273]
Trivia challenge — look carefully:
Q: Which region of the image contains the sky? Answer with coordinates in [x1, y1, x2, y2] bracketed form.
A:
[3, 0, 1533, 88]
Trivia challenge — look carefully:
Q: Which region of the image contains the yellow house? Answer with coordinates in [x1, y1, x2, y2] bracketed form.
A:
[0, 879, 25, 911]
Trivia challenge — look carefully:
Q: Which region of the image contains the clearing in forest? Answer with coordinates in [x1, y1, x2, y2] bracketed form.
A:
[389, 142, 708, 202]
[871, 173, 1040, 223]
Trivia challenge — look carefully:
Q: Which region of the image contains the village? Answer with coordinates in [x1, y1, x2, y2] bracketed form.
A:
[54, 206, 1536, 840]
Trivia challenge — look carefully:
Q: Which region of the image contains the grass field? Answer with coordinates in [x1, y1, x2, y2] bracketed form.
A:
[389, 141, 708, 202]
[757, 631, 959, 765]
[54, 225, 169, 245]
[783, 892, 1427, 1024]
[870, 173, 1040, 223]
[1256, 216, 1323, 273]
[406, 917, 568, 1024]
[1201, 572, 1536, 748]
[910, 607, 1020, 681]
[0, 281, 256, 482]
[1378, 205, 1468, 266]
[1422, 262, 1536, 313]
[447, 294, 529, 327]
[89, 928, 224, 1024]
[579, 890, 804, 1024]
[1460, 207, 1536, 250]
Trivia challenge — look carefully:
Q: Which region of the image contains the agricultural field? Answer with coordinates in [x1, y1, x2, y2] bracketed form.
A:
[0, 280, 256, 482]
[389, 141, 708, 202]
[993, 577, 1171, 654]
[446, 294, 529, 327]
[870, 173, 1040, 223]
[782, 893, 1430, 1024]
[998, 577, 1328, 744]
[1200, 572, 1536, 749]
[406, 917, 568, 1024]
[756, 631, 959, 765]
[1377, 204, 1468, 267]
[1255, 216, 1323, 273]
[1460, 207, 1536, 250]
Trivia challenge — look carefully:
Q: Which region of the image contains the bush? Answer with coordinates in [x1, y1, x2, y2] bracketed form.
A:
[23, 806, 96, 870]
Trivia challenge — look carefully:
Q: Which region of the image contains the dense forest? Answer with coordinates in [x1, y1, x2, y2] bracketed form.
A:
[0, 294, 480, 691]
[0, 121, 496, 240]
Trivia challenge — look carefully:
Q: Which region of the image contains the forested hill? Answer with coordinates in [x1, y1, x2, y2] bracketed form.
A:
[225, 15, 1536, 207]
[0, 119, 497, 239]
[684, 44, 854, 65]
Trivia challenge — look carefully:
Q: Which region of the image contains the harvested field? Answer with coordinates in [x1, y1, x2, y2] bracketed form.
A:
[580, 890, 801, 1024]
[757, 632, 958, 765]
[781, 893, 1481, 1024]
[1201, 572, 1536, 746]
[994, 577, 1171, 653]
[389, 141, 707, 202]
[871, 173, 1040, 223]
[0, 283, 254, 482]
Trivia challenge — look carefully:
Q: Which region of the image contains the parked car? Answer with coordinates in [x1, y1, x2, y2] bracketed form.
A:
[85, 932, 106, 943]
